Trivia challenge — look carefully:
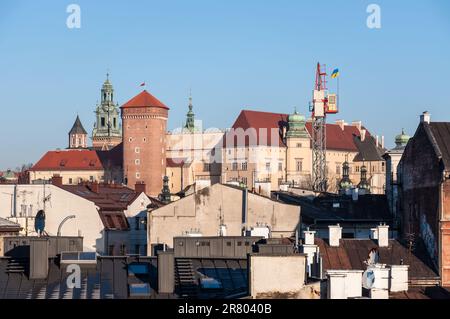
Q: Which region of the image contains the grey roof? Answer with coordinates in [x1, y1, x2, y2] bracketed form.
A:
[0, 218, 21, 231]
[353, 135, 386, 162]
[0, 256, 161, 299]
[69, 116, 87, 135]
[428, 122, 450, 170]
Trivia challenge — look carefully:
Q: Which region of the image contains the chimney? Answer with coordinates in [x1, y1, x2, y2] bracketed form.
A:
[420, 111, 431, 124]
[282, 126, 287, 139]
[377, 224, 389, 248]
[360, 129, 367, 142]
[51, 174, 63, 187]
[376, 135, 379, 147]
[335, 120, 345, 131]
[303, 228, 316, 245]
[135, 182, 146, 194]
[352, 121, 362, 132]
[328, 224, 342, 247]
[381, 136, 385, 149]
[90, 181, 99, 193]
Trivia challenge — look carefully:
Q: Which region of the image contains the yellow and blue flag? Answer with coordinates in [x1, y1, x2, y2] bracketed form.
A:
[331, 68, 340, 79]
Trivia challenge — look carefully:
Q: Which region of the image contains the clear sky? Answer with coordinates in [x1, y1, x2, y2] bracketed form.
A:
[1, 0, 449, 170]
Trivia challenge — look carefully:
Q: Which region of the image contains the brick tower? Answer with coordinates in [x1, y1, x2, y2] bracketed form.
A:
[121, 90, 169, 196]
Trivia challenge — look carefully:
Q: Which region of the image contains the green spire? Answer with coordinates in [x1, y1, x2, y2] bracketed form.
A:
[286, 107, 309, 138]
[338, 161, 353, 193]
[184, 90, 196, 133]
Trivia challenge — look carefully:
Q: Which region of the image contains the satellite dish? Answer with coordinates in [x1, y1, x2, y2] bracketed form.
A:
[362, 269, 375, 289]
[34, 210, 46, 235]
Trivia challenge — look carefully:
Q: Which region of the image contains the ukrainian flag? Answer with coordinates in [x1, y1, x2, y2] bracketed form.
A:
[331, 68, 340, 79]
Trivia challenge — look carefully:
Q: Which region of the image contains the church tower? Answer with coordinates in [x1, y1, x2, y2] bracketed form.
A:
[69, 115, 88, 149]
[121, 89, 169, 196]
[184, 92, 196, 133]
[92, 74, 122, 150]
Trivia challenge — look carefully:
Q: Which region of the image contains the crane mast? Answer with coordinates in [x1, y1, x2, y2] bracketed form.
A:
[310, 63, 338, 193]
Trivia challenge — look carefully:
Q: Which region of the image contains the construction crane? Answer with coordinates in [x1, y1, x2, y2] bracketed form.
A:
[309, 63, 339, 193]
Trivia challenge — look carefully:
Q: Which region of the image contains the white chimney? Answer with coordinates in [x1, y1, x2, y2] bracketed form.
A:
[360, 129, 367, 142]
[328, 224, 342, 247]
[377, 224, 389, 248]
[420, 111, 431, 124]
[381, 136, 385, 149]
[303, 229, 316, 245]
[376, 135, 379, 147]
[335, 120, 345, 131]
[389, 265, 409, 292]
[352, 121, 362, 132]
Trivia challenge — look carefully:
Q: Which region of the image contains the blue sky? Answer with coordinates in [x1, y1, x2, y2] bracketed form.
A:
[0, 0, 449, 170]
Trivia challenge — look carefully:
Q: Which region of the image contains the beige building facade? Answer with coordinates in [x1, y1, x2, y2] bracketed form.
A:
[147, 183, 301, 255]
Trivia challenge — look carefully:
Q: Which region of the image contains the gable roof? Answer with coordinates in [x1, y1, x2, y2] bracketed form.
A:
[121, 90, 169, 110]
[315, 238, 438, 279]
[428, 122, 450, 170]
[353, 135, 386, 162]
[69, 116, 87, 135]
[31, 149, 103, 171]
[224, 110, 369, 151]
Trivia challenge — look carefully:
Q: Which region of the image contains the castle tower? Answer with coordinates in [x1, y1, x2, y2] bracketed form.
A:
[121, 89, 169, 196]
[69, 115, 88, 149]
[285, 108, 311, 187]
[92, 74, 122, 150]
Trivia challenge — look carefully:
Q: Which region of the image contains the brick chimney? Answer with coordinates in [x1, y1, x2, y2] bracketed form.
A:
[89, 181, 99, 193]
[135, 182, 147, 194]
[51, 174, 63, 187]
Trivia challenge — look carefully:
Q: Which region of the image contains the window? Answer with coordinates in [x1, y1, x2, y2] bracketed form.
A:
[237, 241, 242, 246]
[101, 117, 105, 127]
[143, 137, 147, 142]
[242, 162, 248, 171]
[296, 143, 302, 148]
[90, 176, 94, 182]
[296, 159, 303, 172]
[226, 242, 232, 247]
[129, 283, 151, 297]
[69, 178, 73, 184]
[136, 172, 141, 179]
[113, 118, 117, 128]
[356, 166, 360, 173]
[266, 162, 271, 172]
[245, 241, 250, 246]
[278, 162, 283, 172]
[203, 163, 211, 172]
[135, 245, 140, 255]
[232, 162, 238, 171]
[108, 245, 115, 256]
[135, 147, 140, 154]
[336, 165, 341, 175]
[135, 159, 140, 165]
[242, 177, 248, 186]
[128, 263, 149, 275]
[129, 137, 133, 142]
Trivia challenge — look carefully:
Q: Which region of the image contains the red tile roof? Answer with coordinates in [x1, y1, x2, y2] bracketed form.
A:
[31, 149, 104, 171]
[121, 90, 169, 110]
[224, 110, 369, 151]
[166, 158, 188, 168]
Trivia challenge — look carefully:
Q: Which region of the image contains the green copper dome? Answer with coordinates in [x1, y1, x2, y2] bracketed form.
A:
[286, 108, 309, 138]
[395, 129, 410, 147]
